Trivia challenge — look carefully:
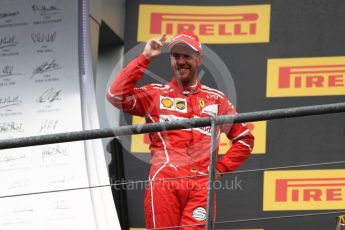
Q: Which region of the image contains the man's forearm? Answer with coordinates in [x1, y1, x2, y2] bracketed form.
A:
[107, 54, 151, 101]
[216, 133, 254, 173]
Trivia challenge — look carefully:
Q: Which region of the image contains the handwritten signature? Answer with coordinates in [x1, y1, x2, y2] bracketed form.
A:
[54, 200, 69, 210]
[0, 95, 22, 109]
[0, 65, 21, 78]
[36, 88, 62, 103]
[32, 5, 60, 16]
[31, 60, 61, 78]
[13, 208, 34, 214]
[9, 179, 30, 190]
[31, 32, 56, 43]
[0, 122, 23, 133]
[0, 154, 26, 164]
[41, 145, 67, 161]
[0, 36, 18, 49]
[39, 119, 59, 133]
[0, 11, 19, 19]
[49, 175, 74, 186]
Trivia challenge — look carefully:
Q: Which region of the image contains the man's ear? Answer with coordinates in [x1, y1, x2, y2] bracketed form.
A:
[197, 54, 203, 66]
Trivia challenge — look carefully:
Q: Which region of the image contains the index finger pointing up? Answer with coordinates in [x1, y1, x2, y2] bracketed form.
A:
[159, 34, 167, 44]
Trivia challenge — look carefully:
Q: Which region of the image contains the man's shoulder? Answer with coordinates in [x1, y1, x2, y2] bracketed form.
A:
[199, 84, 226, 99]
[149, 83, 166, 88]
[199, 84, 235, 110]
[141, 83, 169, 91]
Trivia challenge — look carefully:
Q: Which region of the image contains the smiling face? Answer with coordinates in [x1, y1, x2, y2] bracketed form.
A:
[170, 43, 202, 87]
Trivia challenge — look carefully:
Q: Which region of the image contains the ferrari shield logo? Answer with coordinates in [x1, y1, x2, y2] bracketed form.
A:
[198, 98, 205, 108]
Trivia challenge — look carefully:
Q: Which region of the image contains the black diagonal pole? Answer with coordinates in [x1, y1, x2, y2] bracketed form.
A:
[206, 119, 218, 230]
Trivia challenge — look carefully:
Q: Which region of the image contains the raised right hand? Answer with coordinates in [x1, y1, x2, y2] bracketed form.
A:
[143, 34, 167, 60]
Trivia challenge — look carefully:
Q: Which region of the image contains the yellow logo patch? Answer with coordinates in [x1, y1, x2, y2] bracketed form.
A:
[198, 98, 205, 108]
[175, 100, 186, 110]
[161, 98, 174, 108]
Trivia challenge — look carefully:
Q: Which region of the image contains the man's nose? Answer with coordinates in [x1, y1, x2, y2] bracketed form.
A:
[176, 56, 186, 64]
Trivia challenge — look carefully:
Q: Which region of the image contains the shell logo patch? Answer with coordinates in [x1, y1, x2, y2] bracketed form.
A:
[161, 97, 174, 108]
[159, 96, 187, 113]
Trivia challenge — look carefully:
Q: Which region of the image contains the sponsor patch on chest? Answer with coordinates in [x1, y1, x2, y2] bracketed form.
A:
[160, 96, 187, 113]
[201, 104, 218, 116]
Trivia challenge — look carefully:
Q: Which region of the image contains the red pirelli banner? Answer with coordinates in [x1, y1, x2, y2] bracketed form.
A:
[137, 4, 271, 44]
[263, 169, 345, 211]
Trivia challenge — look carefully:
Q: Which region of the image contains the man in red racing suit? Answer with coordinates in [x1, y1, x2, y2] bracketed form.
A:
[106, 32, 254, 229]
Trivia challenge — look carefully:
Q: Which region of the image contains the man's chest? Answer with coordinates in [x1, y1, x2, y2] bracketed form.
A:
[152, 91, 220, 121]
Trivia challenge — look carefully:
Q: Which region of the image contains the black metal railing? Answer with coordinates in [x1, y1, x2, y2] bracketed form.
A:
[1, 102, 345, 229]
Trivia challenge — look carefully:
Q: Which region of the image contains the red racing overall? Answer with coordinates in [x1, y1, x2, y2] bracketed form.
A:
[107, 54, 254, 229]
